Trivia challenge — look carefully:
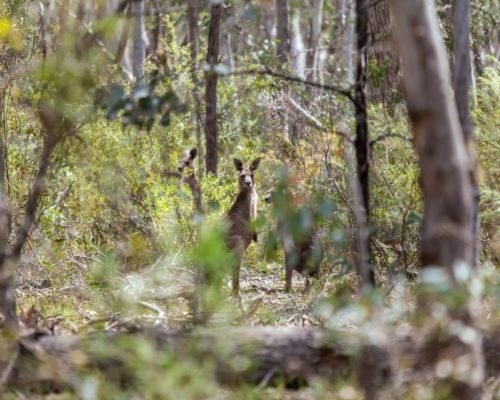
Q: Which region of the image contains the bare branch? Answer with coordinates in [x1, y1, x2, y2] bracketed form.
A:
[369, 132, 413, 147]
[283, 95, 354, 143]
[12, 103, 68, 257]
[226, 68, 357, 105]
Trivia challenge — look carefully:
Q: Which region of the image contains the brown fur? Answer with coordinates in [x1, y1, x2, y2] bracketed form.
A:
[178, 148, 203, 214]
[264, 192, 323, 293]
[226, 158, 261, 295]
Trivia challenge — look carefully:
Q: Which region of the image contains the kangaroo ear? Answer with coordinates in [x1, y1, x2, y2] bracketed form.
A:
[189, 148, 197, 159]
[250, 157, 261, 171]
[233, 159, 243, 171]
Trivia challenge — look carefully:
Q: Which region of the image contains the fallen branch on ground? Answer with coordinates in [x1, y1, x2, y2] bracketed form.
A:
[5, 326, 500, 395]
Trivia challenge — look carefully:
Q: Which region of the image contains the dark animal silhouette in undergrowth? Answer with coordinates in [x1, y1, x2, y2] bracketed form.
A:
[178, 148, 203, 214]
[264, 190, 323, 293]
[225, 157, 261, 295]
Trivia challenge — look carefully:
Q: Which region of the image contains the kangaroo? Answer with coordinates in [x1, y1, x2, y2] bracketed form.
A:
[264, 191, 323, 293]
[178, 148, 203, 214]
[226, 157, 261, 295]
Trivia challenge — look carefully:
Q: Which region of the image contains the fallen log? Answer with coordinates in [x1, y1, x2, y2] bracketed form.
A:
[8, 327, 391, 396]
[6, 326, 500, 395]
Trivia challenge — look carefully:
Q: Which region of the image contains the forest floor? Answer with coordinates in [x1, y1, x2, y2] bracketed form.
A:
[12, 250, 500, 399]
[13, 255, 368, 399]
[15, 251, 355, 332]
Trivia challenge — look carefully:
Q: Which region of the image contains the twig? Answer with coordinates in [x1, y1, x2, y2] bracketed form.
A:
[0, 344, 19, 392]
[256, 367, 279, 390]
[170, 243, 184, 267]
[137, 300, 165, 318]
[384, 283, 396, 297]
[71, 254, 100, 263]
[226, 68, 358, 106]
[35, 184, 72, 226]
[165, 266, 196, 275]
[369, 132, 413, 147]
[284, 95, 353, 143]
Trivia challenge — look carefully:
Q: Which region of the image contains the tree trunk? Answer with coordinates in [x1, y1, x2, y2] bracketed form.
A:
[204, 3, 222, 176]
[131, 0, 146, 82]
[306, 0, 324, 83]
[0, 188, 17, 389]
[149, 0, 161, 57]
[0, 102, 65, 383]
[0, 91, 8, 189]
[114, 2, 131, 67]
[188, 0, 204, 179]
[337, 0, 371, 288]
[275, 0, 292, 143]
[392, 0, 474, 272]
[291, 8, 305, 78]
[221, 33, 234, 71]
[0, 189, 15, 333]
[260, 0, 275, 44]
[453, 0, 480, 269]
[340, 0, 355, 85]
[367, 0, 396, 105]
[391, 0, 485, 398]
[289, 8, 305, 144]
[276, 0, 290, 64]
[354, 0, 375, 288]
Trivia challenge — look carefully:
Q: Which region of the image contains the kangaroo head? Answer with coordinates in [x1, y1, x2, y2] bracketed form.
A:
[178, 148, 197, 173]
[234, 158, 261, 193]
[264, 191, 274, 204]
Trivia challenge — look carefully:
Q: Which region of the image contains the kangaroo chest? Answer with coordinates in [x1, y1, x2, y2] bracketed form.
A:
[250, 188, 258, 221]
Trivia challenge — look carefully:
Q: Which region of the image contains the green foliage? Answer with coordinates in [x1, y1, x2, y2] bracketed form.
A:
[95, 77, 186, 129]
[2, 1, 499, 398]
[474, 63, 500, 259]
[81, 335, 217, 399]
[369, 104, 421, 277]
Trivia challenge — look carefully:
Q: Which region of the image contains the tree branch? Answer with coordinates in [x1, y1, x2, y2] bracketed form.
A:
[226, 68, 358, 106]
[12, 103, 67, 258]
[284, 95, 354, 142]
[369, 132, 413, 148]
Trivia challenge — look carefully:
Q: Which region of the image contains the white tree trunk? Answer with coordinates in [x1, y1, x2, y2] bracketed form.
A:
[340, 0, 355, 85]
[131, 0, 147, 82]
[306, 0, 324, 82]
[291, 8, 305, 78]
[221, 32, 234, 71]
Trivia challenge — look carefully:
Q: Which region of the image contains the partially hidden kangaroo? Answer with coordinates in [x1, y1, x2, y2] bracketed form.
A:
[226, 157, 261, 295]
[264, 191, 323, 293]
[178, 148, 203, 214]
